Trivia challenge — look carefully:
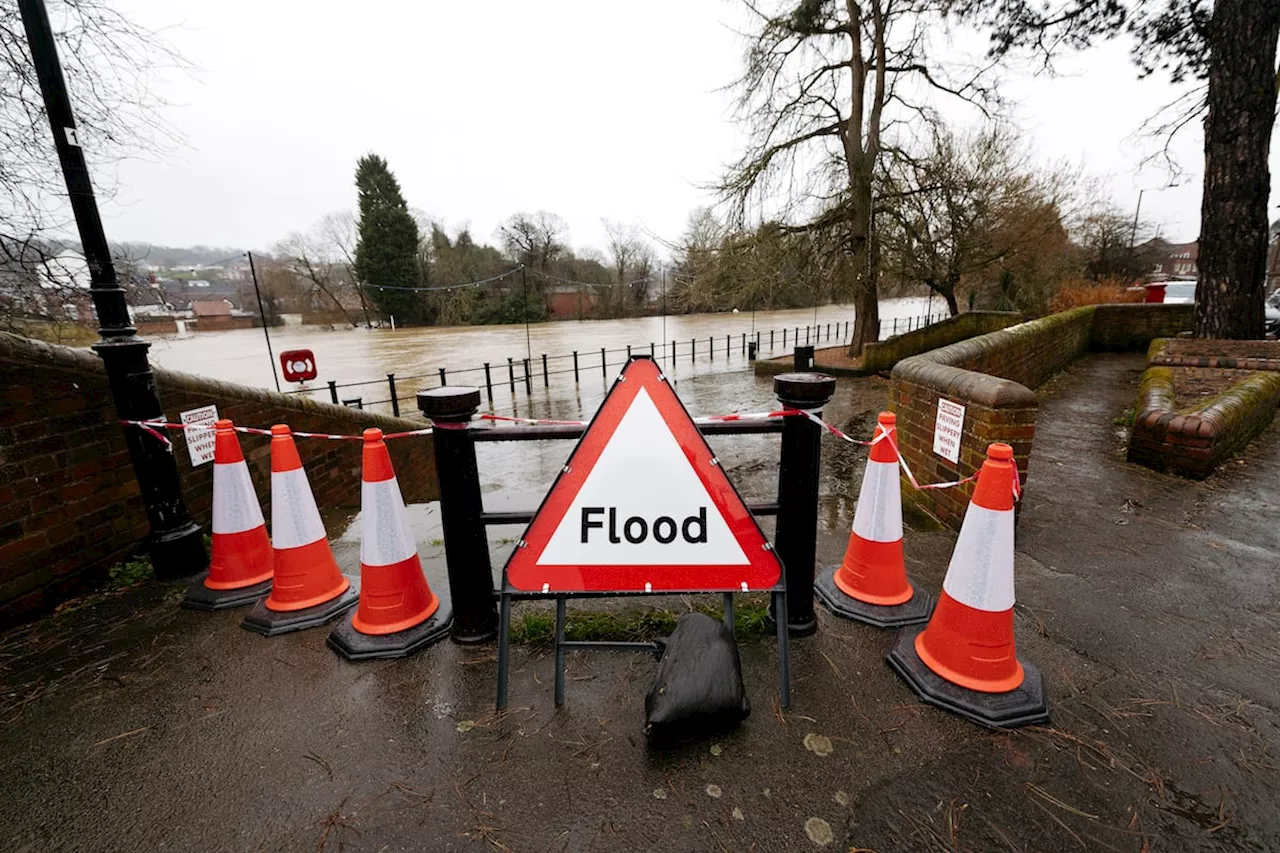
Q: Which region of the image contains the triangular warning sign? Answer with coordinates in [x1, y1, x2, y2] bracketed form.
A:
[505, 356, 783, 593]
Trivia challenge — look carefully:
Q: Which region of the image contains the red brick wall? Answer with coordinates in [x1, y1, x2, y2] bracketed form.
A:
[0, 332, 438, 627]
[891, 304, 1192, 529]
[1129, 339, 1280, 477]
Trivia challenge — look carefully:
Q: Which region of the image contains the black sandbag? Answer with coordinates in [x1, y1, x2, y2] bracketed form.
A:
[645, 612, 750, 744]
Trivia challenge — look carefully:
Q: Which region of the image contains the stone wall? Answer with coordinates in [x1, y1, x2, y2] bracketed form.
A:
[890, 304, 1192, 529]
[0, 332, 438, 627]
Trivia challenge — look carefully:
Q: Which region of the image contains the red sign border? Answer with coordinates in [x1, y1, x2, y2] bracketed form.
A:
[504, 356, 782, 593]
[279, 349, 317, 383]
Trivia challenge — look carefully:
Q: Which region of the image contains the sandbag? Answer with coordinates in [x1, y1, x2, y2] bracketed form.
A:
[645, 612, 750, 744]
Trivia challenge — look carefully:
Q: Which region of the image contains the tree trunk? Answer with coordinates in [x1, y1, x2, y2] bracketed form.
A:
[944, 288, 959, 317]
[1194, 0, 1280, 339]
[848, 190, 880, 356]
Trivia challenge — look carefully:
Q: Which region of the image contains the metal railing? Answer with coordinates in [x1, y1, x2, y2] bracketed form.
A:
[286, 312, 951, 417]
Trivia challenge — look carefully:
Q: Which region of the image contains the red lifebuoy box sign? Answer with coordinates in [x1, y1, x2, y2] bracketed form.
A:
[279, 349, 317, 383]
[504, 357, 782, 593]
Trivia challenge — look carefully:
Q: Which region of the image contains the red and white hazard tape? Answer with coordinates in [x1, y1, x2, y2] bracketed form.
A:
[120, 411, 1014, 498]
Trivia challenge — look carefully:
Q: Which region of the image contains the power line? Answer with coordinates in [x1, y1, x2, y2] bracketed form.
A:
[364, 266, 524, 292]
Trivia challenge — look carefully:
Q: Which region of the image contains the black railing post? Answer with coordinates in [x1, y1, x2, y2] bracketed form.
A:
[328, 380, 339, 404]
[507, 357, 516, 393]
[783, 328, 787, 347]
[483, 362, 493, 402]
[726, 334, 730, 356]
[572, 350, 579, 383]
[600, 348, 607, 377]
[771, 329, 775, 349]
[773, 371, 836, 636]
[650, 342, 655, 357]
[794, 345, 814, 371]
[523, 358, 532, 394]
[417, 387, 498, 644]
[691, 338, 695, 363]
[626, 344, 632, 358]
[892, 317, 898, 335]
[387, 373, 400, 417]
[439, 367, 448, 387]
[709, 336, 714, 361]
[804, 326, 810, 346]
[541, 353, 549, 387]
[741, 333, 746, 355]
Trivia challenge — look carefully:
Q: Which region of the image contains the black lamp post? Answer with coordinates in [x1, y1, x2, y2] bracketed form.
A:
[19, 0, 206, 578]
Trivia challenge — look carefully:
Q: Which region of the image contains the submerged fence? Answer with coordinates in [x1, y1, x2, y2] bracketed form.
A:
[287, 312, 950, 417]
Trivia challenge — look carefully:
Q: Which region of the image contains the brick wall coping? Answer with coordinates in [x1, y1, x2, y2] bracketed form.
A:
[0, 332, 426, 433]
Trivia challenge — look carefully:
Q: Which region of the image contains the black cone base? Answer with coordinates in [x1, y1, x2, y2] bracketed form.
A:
[886, 624, 1048, 729]
[815, 566, 934, 628]
[181, 575, 272, 612]
[240, 577, 360, 637]
[327, 592, 453, 660]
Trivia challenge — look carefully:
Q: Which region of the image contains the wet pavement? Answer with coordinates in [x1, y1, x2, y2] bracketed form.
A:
[3, 354, 1279, 852]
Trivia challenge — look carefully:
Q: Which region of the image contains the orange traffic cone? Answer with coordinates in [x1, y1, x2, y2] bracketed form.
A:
[183, 419, 273, 610]
[329, 429, 452, 659]
[241, 424, 358, 636]
[886, 443, 1048, 728]
[816, 412, 932, 627]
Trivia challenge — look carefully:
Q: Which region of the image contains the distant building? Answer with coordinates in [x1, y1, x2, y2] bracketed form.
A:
[191, 300, 232, 317]
[1150, 241, 1198, 280]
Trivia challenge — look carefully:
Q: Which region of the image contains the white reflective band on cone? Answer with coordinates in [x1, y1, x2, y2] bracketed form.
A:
[942, 503, 1016, 612]
[851, 459, 903, 543]
[361, 476, 417, 567]
[271, 467, 327, 549]
[212, 461, 265, 535]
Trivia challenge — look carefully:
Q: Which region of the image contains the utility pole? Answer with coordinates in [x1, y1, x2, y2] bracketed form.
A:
[18, 0, 206, 578]
[1127, 189, 1146, 268]
[247, 251, 280, 391]
[521, 265, 531, 362]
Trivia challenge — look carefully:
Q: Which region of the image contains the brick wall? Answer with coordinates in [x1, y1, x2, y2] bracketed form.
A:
[891, 305, 1192, 530]
[1128, 338, 1280, 477]
[859, 311, 1024, 374]
[0, 332, 438, 627]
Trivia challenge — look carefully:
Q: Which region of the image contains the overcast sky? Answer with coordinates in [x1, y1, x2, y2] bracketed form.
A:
[97, 0, 1276, 259]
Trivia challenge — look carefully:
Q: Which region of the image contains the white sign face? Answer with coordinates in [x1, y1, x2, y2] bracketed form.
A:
[537, 387, 749, 567]
[180, 405, 219, 467]
[933, 398, 965, 464]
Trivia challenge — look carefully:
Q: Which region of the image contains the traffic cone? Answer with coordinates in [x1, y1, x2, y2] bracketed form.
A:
[241, 424, 358, 636]
[886, 443, 1048, 728]
[816, 412, 932, 628]
[182, 419, 273, 611]
[328, 428, 453, 660]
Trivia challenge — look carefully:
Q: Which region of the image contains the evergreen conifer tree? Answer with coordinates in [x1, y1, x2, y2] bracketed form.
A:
[354, 154, 424, 323]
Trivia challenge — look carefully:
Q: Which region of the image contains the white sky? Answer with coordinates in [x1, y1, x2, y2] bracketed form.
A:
[96, 0, 1277, 258]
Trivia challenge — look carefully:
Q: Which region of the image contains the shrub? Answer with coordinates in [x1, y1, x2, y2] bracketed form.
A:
[1049, 277, 1144, 313]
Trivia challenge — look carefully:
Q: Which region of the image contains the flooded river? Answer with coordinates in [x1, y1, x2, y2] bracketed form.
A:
[147, 297, 939, 420]
[144, 299, 936, 589]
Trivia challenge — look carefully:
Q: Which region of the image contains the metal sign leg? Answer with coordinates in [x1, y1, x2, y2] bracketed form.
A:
[554, 596, 567, 707]
[496, 592, 512, 710]
[774, 590, 791, 710]
[722, 592, 735, 634]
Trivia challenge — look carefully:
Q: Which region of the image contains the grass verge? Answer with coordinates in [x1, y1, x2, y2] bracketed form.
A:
[509, 595, 773, 646]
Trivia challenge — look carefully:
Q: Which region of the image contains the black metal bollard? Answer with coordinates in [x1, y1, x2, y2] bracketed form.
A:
[328, 380, 339, 404]
[773, 372, 836, 635]
[418, 387, 499, 643]
[794, 345, 814, 371]
[387, 373, 400, 417]
[483, 363, 493, 402]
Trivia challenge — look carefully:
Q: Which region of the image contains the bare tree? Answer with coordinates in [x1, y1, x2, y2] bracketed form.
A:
[1, 1, 184, 332]
[879, 126, 1076, 315]
[275, 215, 365, 327]
[602, 220, 655, 315]
[722, 0, 1000, 354]
[951, 0, 1280, 338]
[498, 211, 568, 271]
